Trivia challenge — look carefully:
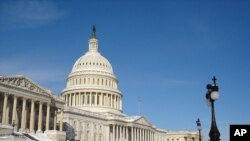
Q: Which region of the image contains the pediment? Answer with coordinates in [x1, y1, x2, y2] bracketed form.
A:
[134, 117, 152, 126]
[0, 75, 52, 96]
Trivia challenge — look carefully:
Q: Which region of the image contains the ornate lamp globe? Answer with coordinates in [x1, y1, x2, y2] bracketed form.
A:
[211, 91, 220, 100]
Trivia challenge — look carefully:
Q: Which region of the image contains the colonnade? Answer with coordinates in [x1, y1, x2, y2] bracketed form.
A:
[110, 125, 154, 141]
[64, 92, 122, 110]
[0, 92, 64, 133]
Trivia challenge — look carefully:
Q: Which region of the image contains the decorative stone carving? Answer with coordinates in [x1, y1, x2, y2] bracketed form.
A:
[135, 117, 152, 126]
[0, 76, 51, 96]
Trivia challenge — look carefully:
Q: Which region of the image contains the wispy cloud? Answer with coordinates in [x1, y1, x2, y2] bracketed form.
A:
[0, 0, 65, 29]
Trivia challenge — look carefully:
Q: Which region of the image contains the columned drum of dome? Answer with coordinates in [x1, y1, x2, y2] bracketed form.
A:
[62, 26, 122, 115]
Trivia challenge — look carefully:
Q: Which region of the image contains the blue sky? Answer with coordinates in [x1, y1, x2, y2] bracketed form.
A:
[1, 0, 250, 140]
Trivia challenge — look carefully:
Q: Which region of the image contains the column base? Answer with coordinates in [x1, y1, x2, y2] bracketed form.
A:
[19, 128, 27, 133]
[36, 129, 43, 134]
[29, 129, 35, 134]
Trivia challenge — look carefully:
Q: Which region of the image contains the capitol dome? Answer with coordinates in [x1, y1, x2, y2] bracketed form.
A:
[62, 26, 122, 115]
[72, 50, 114, 75]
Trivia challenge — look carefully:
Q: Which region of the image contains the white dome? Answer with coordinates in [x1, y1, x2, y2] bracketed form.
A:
[62, 27, 123, 115]
[72, 51, 114, 75]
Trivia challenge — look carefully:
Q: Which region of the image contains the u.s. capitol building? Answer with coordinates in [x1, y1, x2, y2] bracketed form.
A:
[0, 27, 200, 141]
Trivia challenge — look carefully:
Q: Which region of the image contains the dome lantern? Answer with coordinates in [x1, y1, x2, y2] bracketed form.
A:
[88, 25, 98, 52]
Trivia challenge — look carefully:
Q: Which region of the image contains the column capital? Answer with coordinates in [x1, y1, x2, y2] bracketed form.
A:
[4, 93, 10, 96]
[28, 99, 36, 103]
[39, 101, 45, 104]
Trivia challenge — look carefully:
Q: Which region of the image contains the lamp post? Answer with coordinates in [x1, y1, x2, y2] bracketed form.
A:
[196, 118, 202, 141]
[206, 76, 220, 141]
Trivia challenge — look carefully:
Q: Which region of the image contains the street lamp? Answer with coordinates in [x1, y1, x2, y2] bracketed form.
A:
[196, 118, 202, 141]
[206, 76, 220, 141]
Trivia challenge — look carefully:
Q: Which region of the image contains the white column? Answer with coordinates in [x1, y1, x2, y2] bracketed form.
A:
[1, 93, 8, 124]
[66, 94, 69, 106]
[122, 126, 124, 141]
[46, 103, 50, 131]
[105, 124, 110, 141]
[20, 97, 26, 131]
[116, 125, 118, 141]
[90, 93, 92, 105]
[79, 93, 81, 106]
[53, 109, 57, 130]
[6, 102, 10, 124]
[142, 129, 144, 141]
[126, 127, 128, 141]
[95, 93, 97, 106]
[111, 95, 113, 108]
[138, 128, 140, 141]
[130, 126, 134, 141]
[104, 94, 106, 106]
[78, 93, 81, 106]
[120, 96, 122, 110]
[134, 128, 136, 141]
[144, 129, 146, 141]
[136, 128, 139, 141]
[37, 101, 43, 132]
[29, 100, 35, 133]
[146, 130, 148, 141]
[141, 129, 143, 141]
[84, 93, 87, 105]
[12, 95, 17, 125]
[109, 94, 111, 107]
[151, 131, 153, 141]
[77, 93, 79, 106]
[69, 93, 72, 106]
[59, 109, 63, 131]
[119, 125, 122, 141]
[113, 95, 116, 109]
[149, 131, 153, 141]
[148, 131, 150, 141]
[149, 131, 151, 141]
[112, 124, 116, 141]
[99, 93, 102, 106]
[84, 93, 90, 105]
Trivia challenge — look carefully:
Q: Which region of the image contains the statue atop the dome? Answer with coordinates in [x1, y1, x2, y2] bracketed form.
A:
[91, 25, 96, 38]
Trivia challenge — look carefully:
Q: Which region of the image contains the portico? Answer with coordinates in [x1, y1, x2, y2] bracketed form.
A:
[0, 76, 65, 134]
